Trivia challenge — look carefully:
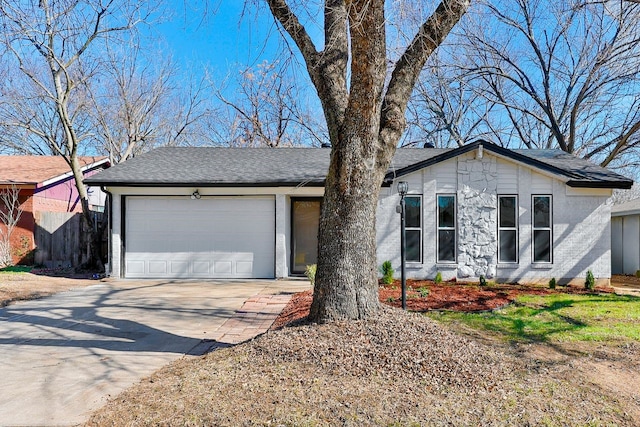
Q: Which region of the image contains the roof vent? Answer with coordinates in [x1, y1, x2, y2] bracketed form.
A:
[423, 142, 435, 148]
[321, 142, 331, 148]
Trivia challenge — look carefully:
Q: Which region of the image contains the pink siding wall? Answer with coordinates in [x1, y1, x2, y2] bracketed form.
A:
[32, 168, 103, 213]
[33, 178, 82, 213]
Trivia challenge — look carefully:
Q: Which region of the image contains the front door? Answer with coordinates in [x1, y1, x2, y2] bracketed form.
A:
[291, 198, 321, 274]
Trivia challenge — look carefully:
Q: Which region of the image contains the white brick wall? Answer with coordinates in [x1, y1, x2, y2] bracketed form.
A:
[376, 150, 613, 283]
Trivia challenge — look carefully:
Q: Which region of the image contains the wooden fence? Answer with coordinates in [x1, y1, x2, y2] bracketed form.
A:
[33, 211, 105, 268]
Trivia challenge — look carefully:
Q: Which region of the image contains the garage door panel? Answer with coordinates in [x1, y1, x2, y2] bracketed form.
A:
[192, 261, 210, 275]
[214, 261, 232, 274]
[126, 260, 145, 275]
[170, 261, 190, 276]
[125, 197, 275, 279]
[236, 261, 253, 274]
[148, 261, 168, 275]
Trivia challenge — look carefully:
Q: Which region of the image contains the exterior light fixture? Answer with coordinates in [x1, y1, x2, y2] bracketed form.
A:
[191, 190, 201, 200]
[397, 181, 409, 197]
[397, 181, 408, 310]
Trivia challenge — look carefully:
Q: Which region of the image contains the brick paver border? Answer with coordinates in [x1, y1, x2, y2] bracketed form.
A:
[209, 294, 292, 345]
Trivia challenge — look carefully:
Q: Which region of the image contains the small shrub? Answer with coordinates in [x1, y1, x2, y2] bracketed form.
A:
[304, 264, 316, 288]
[549, 277, 556, 289]
[380, 260, 394, 285]
[636, 270, 640, 278]
[417, 287, 430, 298]
[479, 275, 487, 286]
[386, 296, 395, 303]
[585, 270, 595, 290]
[434, 271, 442, 285]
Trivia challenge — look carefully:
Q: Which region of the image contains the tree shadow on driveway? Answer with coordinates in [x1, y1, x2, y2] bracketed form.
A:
[0, 280, 241, 355]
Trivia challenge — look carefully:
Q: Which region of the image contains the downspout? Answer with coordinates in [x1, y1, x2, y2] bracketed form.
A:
[101, 186, 113, 277]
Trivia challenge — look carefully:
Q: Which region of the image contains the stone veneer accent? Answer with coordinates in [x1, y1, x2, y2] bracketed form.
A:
[456, 154, 498, 278]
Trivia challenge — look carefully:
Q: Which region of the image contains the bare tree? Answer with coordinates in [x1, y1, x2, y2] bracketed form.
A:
[262, 0, 470, 321]
[87, 42, 213, 164]
[463, 0, 640, 170]
[214, 60, 328, 147]
[405, 46, 500, 148]
[0, 185, 23, 268]
[0, 0, 152, 267]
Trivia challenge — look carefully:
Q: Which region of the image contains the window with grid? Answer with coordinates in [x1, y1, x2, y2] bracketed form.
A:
[437, 195, 456, 263]
[405, 195, 422, 263]
[498, 195, 518, 263]
[532, 195, 552, 263]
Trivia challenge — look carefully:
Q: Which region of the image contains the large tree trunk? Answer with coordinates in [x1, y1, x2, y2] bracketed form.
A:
[309, 0, 389, 321]
[266, 0, 470, 322]
[310, 146, 387, 320]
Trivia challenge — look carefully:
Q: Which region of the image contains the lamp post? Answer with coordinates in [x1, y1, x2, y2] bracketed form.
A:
[397, 181, 408, 310]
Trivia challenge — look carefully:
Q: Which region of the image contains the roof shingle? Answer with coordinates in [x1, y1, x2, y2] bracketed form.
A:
[84, 143, 632, 189]
[0, 156, 108, 185]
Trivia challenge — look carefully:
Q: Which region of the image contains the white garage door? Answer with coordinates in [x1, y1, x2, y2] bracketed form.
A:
[124, 196, 275, 278]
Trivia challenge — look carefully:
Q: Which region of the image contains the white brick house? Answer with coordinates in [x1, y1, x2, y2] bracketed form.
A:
[85, 140, 631, 284]
[611, 199, 640, 275]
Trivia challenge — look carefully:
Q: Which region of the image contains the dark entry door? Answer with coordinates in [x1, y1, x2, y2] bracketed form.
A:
[291, 198, 321, 274]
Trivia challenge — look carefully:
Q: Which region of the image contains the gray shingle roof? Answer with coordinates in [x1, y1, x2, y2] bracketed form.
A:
[84, 143, 633, 189]
[384, 141, 632, 189]
[84, 147, 448, 187]
[511, 148, 631, 188]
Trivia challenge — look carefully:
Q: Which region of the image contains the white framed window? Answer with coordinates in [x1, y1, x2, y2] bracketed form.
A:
[498, 195, 518, 263]
[532, 195, 552, 263]
[405, 195, 422, 263]
[437, 194, 456, 263]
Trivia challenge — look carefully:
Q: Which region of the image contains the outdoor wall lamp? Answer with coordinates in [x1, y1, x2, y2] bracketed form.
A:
[191, 190, 201, 200]
[397, 181, 408, 310]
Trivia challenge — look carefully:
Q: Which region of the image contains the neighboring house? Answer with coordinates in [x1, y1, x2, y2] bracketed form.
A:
[611, 199, 640, 275]
[0, 156, 109, 266]
[85, 140, 632, 285]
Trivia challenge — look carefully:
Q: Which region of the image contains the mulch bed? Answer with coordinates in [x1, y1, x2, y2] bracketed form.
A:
[271, 279, 615, 330]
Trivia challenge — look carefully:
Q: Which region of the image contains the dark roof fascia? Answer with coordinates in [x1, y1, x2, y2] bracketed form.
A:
[90, 181, 327, 188]
[384, 139, 633, 189]
[566, 180, 632, 189]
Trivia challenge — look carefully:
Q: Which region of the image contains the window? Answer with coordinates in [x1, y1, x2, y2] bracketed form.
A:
[437, 195, 456, 262]
[532, 195, 552, 263]
[405, 195, 422, 262]
[498, 196, 518, 263]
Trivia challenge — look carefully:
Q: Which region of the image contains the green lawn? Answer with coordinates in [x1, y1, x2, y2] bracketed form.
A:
[0, 265, 32, 273]
[427, 292, 640, 344]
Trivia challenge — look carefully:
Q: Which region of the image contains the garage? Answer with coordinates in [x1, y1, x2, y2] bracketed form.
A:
[124, 196, 275, 279]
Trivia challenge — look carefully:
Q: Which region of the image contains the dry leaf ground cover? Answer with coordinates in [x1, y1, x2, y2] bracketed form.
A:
[87, 279, 640, 426]
[0, 269, 96, 307]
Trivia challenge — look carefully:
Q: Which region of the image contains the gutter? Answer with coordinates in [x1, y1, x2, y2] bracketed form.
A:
[83, 180, 327, 188]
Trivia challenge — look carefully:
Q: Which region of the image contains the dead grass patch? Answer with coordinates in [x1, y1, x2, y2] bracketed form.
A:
[0, 272, 97, 307]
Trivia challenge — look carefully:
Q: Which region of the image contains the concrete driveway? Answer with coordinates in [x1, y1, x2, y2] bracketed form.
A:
[0, 279, 309, 426]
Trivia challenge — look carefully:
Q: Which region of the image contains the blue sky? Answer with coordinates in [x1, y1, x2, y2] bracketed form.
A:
[153, 2, 284, 82]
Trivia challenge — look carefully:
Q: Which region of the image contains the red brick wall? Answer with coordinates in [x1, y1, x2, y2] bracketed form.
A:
[0, 189, 35, 265]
